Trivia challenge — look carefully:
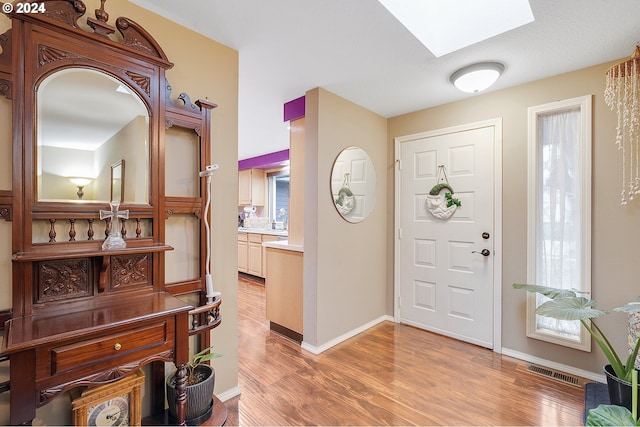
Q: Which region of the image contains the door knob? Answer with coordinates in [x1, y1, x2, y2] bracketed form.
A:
[472, 249, 491, 256]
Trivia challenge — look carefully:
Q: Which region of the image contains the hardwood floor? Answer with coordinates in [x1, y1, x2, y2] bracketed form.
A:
[220, 274, 586, 425]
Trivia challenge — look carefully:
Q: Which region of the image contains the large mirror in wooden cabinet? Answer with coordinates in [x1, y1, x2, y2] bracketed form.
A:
[37, 68, 149, 204]
[0, 2, 223, 425]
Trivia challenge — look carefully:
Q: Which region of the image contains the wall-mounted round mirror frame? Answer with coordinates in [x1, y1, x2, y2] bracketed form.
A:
[37, 67, 150, 204]
[330, 146, 376, 223]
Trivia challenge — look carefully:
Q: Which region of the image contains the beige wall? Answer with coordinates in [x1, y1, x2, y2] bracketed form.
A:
[0, 1, 239, 424]
[304, 88, 388, 347]
[388, 60, 640, 376]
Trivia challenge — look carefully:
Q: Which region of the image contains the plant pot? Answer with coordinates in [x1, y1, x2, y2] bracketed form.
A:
[604, 364, 640, 411]
[166, 364, 215, 425]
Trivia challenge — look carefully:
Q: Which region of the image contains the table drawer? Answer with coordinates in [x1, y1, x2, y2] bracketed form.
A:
[51, 322, 167, 374]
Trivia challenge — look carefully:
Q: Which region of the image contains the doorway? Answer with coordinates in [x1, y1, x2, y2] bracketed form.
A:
[394, 119, 502, 350]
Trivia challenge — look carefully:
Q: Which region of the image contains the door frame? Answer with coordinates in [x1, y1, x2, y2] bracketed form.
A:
[393, 118, 503, 352]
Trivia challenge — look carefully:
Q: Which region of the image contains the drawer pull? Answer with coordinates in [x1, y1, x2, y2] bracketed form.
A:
[114, 343, 122, 351]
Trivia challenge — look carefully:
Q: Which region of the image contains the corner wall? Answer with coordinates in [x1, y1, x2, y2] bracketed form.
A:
[304, 88, 388, 348]
[387, 60, 640, 376]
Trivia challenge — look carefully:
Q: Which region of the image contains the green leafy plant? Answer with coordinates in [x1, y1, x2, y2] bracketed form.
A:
[513, 283, 640, 382]
[587, 404, 639, 426]
[185, 346, 222, 386]
[587, 370, 640, 425]
[444, 191, 462, 207]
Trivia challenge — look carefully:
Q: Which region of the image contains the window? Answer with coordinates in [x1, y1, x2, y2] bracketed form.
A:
[267, 170, 289, 224]
[526, 95, 592, 350]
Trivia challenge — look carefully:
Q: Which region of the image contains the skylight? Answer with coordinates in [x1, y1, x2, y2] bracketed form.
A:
[378, 0, 534, 57]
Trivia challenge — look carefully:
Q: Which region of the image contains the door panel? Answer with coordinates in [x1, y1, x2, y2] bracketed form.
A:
[398, 124, 496, 348]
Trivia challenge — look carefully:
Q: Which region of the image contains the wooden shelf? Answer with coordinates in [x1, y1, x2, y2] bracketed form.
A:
[13, 243, 173, 262]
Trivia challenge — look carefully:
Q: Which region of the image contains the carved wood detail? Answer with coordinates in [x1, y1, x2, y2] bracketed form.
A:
[39, 0, 86, 28]
[111, 254, 151, 289]
[125, 70, 150, 96]
[0, 79, 11, 100]
[0, 29, 12, 82]
[37, 259, 91, 303]
[38, 45, 81, 67]
[115, 17, 170, 62]
[39, 349, 174, 405]
[177, 92, 198, 112]
[0, 207, 11, 221]
[0, 190, 12, 220]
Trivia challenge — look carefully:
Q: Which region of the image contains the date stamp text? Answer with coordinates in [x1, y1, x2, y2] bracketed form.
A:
[3, 2, 47, 14]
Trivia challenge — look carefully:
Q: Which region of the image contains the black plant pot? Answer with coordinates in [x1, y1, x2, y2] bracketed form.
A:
[604, 364, 640, 411]
[166, 364, 215, 425]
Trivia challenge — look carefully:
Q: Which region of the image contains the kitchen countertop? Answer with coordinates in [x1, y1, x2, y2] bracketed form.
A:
[262, 240, 303, 252]
[238, 227, 288, 237]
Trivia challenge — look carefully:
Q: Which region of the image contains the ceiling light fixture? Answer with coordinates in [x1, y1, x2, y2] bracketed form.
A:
[449, 62, 505, 93]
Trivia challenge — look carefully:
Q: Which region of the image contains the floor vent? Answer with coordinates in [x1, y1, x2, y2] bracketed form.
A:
[518, 363, 586, 388]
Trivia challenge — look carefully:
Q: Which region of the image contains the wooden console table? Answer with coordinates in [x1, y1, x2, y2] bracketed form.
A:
[2, 292, 192, 425]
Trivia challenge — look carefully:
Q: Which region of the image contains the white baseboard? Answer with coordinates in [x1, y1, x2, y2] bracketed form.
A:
[501, 347, 606, 383]
[216, 385, 242, 402]
[301, 315, 393, 354]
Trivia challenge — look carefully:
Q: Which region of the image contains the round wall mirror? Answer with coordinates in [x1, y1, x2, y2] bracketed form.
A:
[330, 146, 376, 223]
[37, 68, 150, 203]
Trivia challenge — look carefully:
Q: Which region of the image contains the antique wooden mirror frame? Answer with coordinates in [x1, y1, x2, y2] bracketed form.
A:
[0, 1, 222, 425]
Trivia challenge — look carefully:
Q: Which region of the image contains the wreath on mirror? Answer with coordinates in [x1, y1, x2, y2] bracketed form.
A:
[426, 166, 461, 220]
[335, 173, 355, 215]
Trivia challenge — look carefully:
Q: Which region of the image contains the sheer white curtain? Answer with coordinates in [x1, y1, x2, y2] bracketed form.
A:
[535, 108, 581, 338]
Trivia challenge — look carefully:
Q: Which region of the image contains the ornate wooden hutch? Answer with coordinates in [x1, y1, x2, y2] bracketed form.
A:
[0, 1, 222, 424]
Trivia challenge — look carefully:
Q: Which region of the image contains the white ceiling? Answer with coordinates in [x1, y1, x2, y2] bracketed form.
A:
[131, 0, 640, 160]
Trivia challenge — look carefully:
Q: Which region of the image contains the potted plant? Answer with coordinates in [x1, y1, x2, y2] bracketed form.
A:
[513, 283, 640, 411]
[166, 346, 222, 425]
[587, 370, 639, 426]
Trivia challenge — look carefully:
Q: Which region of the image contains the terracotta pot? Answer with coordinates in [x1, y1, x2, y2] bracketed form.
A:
[604, 364, 640, 411]
[166, 364, 215, 424]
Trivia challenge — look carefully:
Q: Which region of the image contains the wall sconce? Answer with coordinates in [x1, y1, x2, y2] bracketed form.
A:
[449, 62, 505, 93]
[68, 177, 93, 199]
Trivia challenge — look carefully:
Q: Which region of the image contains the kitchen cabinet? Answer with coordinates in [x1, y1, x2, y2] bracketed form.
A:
[247, 234, 263, 276]
[261, 235, 279, 277]
[265, 245, 303, 339]
[238, 168, 266, 206]
[238, 232, 284, 278]
[238, 233, 249, 273]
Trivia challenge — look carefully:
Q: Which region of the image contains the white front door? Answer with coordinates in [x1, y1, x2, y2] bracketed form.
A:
[395, 120, 501, 349]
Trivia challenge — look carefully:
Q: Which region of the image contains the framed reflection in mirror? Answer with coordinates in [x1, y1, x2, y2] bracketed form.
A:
[111, 159, 125, 203]
[330, 146, 376, 223]
[37, 68, 149, 204]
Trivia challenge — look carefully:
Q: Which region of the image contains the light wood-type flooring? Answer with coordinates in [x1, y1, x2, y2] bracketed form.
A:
[217, 274, 586, 425]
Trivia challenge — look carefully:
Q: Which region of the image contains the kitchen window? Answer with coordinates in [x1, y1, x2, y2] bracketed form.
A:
[268, 170, 289, 224]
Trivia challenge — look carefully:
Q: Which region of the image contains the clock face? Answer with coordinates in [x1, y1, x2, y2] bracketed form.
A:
[87, 394, 129, 426]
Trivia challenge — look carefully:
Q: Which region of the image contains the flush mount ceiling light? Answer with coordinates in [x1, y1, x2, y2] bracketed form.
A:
[449, 62, 505, 93]
[378, 0, 534, 57]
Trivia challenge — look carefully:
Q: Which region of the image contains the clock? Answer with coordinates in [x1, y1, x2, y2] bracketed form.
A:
[87, 394, 129, 426]
[71, 370, 144, 427]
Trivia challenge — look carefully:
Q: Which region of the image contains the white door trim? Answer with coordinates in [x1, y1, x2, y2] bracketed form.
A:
[393, 118, 503, 353]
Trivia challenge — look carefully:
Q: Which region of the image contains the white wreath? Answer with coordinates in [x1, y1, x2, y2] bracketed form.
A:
[335, 187, 355, 215]
[426, 183, 460, 220]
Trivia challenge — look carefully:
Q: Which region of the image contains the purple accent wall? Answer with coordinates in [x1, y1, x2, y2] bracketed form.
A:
[284, 96, 305, 122]
[238, 149, 289, 170]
